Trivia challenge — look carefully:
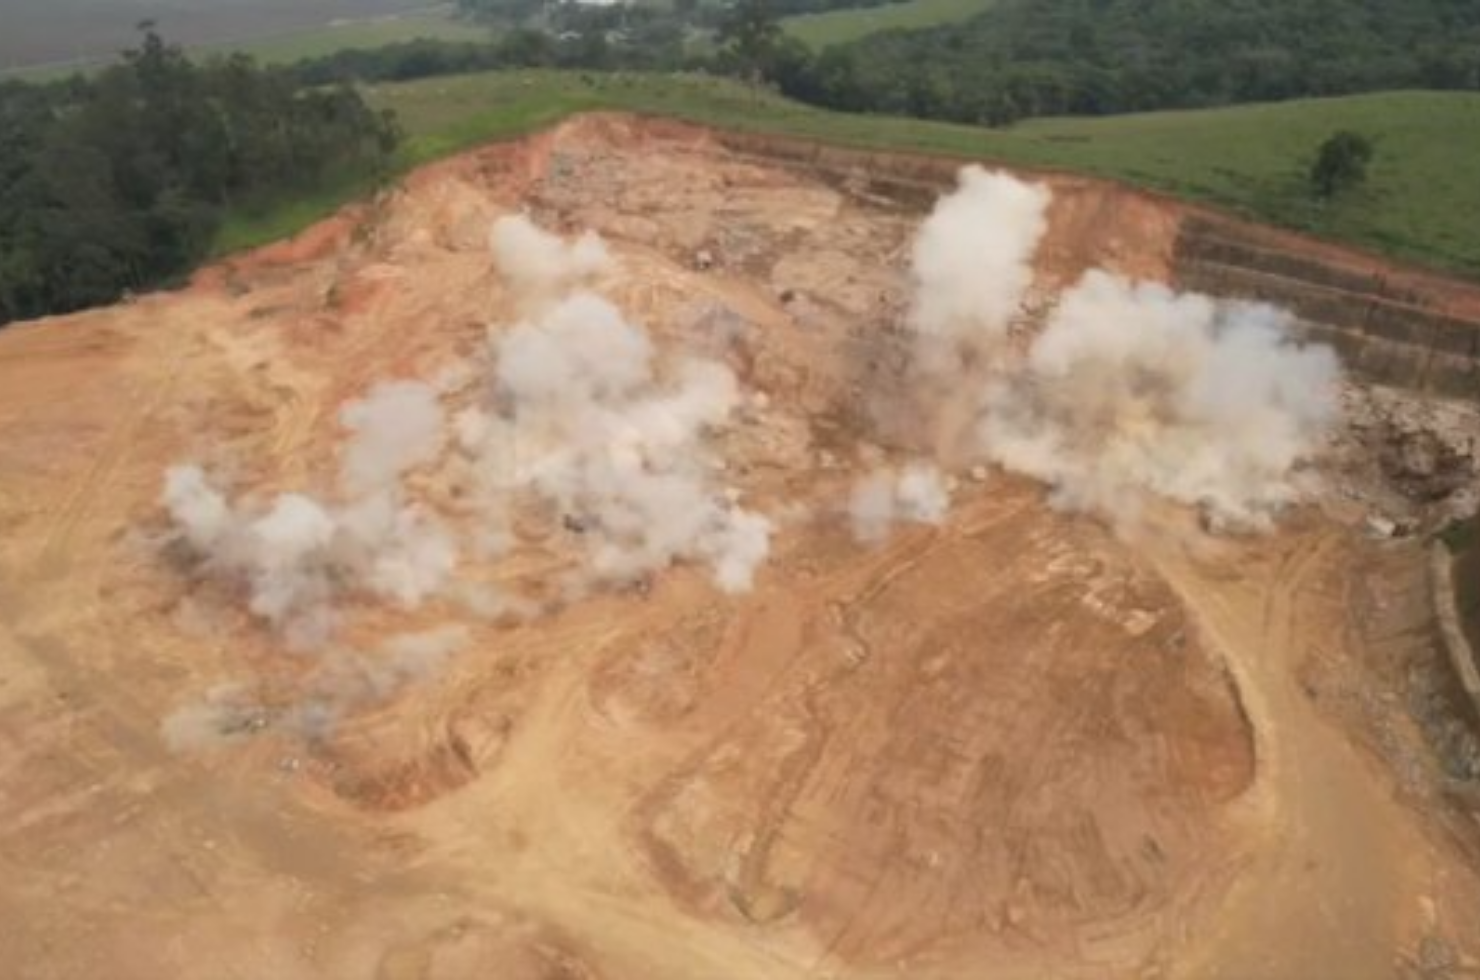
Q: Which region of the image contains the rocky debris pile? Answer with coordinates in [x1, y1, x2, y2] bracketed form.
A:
[1380, 428, 1476, 505]
[1331, 384, 1480, 535]
[1408, 654, 1480, 783]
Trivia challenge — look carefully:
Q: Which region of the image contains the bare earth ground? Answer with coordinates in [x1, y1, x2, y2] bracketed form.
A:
[1, 115, 1478, 979]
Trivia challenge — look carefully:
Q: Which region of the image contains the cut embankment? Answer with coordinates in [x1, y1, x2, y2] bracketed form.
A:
[1437, 520, 1480, 723]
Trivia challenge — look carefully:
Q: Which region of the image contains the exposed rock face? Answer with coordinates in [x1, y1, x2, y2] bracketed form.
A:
[1174, 217, 1480, 400]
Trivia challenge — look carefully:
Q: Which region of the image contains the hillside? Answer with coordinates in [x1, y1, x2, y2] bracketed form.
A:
[0, 0, 483, 78]
[277, 72, 1480, 280]
[0, 0, 437, 69]
[782, 0, 996, 48]
[2, 112, 1477, 979]
[793, 0, 1480, 124]
[0, 35, 398, 326]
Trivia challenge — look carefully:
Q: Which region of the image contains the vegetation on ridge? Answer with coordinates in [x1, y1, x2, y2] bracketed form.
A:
[347, 72, 1480, 280]
[0, 33, 397, 325]
[784, 0, 1480, 125]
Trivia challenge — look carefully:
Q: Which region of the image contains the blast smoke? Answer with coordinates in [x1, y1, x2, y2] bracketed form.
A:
[162, 380, 456, 649]
[977, 272, 1340, 527]
[162, 214, 771, 673]
[849, 463, 951, 543]
[495, 290, 654, 408]
[903, 169, 1341, 530]
[467, 228, 772, 593]
[908, 165, 1051, 369]
[490, 213, 611, 306]
[333, 492, 457, 608]
[163, 464, 231, 552]
[338, 380, 447, 494]
[163, 470, 341, 649]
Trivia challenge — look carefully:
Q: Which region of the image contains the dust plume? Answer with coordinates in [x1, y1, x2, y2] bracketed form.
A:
[161, 213, 770, 692]
[455, 215, 773, 594]
[489, 213, 611, 307]
[903, 169, 1342, 530]
[908, 165, 1051, 371]
[338, 379, 447, 494]
[160, 625, 472, 750]
[162, 379, 456, 649]
[978, 272, 1341, 528]
[849, 463, 952, 543]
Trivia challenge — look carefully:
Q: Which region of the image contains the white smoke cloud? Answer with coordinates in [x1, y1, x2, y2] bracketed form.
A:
[338, 380, 447, 494]
[702, 508, 773, 593]
[160, 214, 779, 747]
[848, 463, 951, 544]
[162, 381, 456, 649]
[490, 213, 611, 305]
[901, 168, 1341, 531]
[333, 492, 457, 608]
[978, 272, 1340, 528]
[471, 259, 771, 593]
[163, 464, 232, 552]
[241, 492, 338, 642]
[495, 291, 654, 408]
[908, 165, 1051, 369]
[163, 215, 770, 661]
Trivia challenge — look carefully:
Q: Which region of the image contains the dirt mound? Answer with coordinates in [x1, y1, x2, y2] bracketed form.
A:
[0, 114, 1477, 979]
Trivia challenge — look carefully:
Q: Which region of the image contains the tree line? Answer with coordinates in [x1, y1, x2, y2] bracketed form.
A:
[296, 0, 1480, 128]
[779, 0, 1480, 124]
[454, 0, 903, 28]
[4, 0, 1474, 325]
[0, 32, 397, 326]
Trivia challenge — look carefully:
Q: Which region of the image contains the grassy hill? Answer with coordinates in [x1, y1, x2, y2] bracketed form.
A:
[203, 15, 487, 66]
[221, 71, 1480, 282]
[2, 6, 485, 80]
[782, 0, 996, 48]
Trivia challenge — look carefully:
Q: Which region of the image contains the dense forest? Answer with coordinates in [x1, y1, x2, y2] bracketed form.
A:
[0, 33, 397, 326]
[790, 0, 1480, 123]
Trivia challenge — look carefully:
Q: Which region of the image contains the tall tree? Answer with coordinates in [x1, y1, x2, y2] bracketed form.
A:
[1310, 131, 1375, 200]
[0, 32, 399, 327]
[718, 0, 783, 83]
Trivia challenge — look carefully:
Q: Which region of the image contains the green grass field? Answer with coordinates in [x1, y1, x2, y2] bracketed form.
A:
[219, 71, 1480, 282]
[783, 0, 995, 47]
[2, 12, 487, 81]
[204, 16, 488, 66]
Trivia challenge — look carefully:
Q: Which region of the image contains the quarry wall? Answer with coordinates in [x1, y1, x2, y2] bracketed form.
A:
[1176, 219, 1480, 400]
[704, 128, 1480, 402]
